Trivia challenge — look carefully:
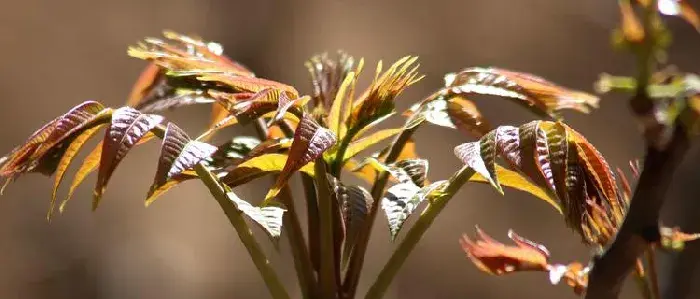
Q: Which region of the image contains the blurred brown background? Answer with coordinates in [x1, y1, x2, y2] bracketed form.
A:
[1, 0, 699, 298]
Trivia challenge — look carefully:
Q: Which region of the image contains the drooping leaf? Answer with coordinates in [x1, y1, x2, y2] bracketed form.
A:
[94, 107, 164, 206]
[203, 136, 261, 169]
[148, 123, 217, 200]
[443, 68, 600, 118]
[469, 165, 560, 212]
[49, 124, 106, 220]
[538, 122, 570, 203]
[60, 132, 157, 213]
[196, 114, 239, 141]
[340, 128, 402, 162]
[0, 101, 109, 183]
[245, 138, 292, 160]
[382, 180, 448, 240]
[392, 159, 429, 187]
[329, 178, 373, 266]
[447, 96, 492, 138]
[227, 191, 286, 239]
[196, 162, 286, 239]
[145, 173, 196, 206]
[264, 115, 336, 203]
[221, 153, 315, 188]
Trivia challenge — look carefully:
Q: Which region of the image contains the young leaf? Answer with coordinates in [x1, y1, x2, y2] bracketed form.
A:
[348, 56, 422, 132]
[49, 124, 106, 220]
[340, 128, 402, 162]
[392, 159, 429, 187]
[221, 153, 315, 188]
[226, 191, 286, 239]
[148, 123, 217, 201]
[381, 180, 448, 240]
[469, 165, 560, 212]
[620, 0, 645, 42]
[305, 52, 357, 109]
[448, 96, 492, 138]
[145, 173, 196, 206]
[454, 141, 502, 193]
[94, 107, 164, 206]
[444, 68, 600, 118]
[264, 115, 336, 203]
[330, 179, 373, 266]
[460, 228, 550, 275]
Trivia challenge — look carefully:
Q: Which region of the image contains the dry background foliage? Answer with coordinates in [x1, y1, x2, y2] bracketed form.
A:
[0, 0, 699, 298]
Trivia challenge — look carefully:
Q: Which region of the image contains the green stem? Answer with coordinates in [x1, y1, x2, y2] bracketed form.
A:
[364, 166, 475, 299]
[315, 158, 339, 298]
[342, 121, 420, 298]
[330, 126, 360, 177]
[279, 186, 318, 299]
[255, 117, 318, 298]
[194, 163, 290, 299]
[302, 174, 321, 273]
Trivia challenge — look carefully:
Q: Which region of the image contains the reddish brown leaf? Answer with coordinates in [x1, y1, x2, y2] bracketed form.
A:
[444, 68, 599, 118]
[460, 228, 550, 275]
[149, 123, 217, 197]
[93, 107, 164, 208]
[447, 96, 492, 138]
[264, 115, 337, 203]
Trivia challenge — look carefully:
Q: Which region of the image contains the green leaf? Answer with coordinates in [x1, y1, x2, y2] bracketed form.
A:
[341, 128, 402, 162]
[264, 115, 336, 203]
[94, 107, 164, 206]
[221, 153, 315, 188]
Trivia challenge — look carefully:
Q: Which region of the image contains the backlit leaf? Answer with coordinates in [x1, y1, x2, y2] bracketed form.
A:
[49, 124, 106, 220]
[620, 0, 645, 42]
[341, 128, 402, 162]
[145, 173, 196, 206]
[460, 228, 550, 275]
[221, 153, 315, 188]
[94, 107, 164, 207]
[444, 68, 600, 118]
[448, 96, 492, 138]
[469, 165, 560, 212]
[149, 123, 217, 199]
[264, 115, 336, 203]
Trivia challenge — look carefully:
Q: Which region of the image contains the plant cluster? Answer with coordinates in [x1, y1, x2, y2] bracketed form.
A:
[1, 1, 699, 298]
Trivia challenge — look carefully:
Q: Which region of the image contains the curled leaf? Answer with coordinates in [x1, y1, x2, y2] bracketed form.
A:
[460, 228, 550, 275]
[264, 115, 336, 203]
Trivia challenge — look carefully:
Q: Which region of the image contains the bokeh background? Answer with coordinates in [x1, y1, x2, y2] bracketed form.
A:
[1, 0, 699, 298]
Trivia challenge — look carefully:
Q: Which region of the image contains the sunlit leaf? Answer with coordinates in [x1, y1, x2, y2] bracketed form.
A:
[392, 159, 429, 187]
[49, 124, 106, 220]
[382, 180, 449, 240]
[340, 128, 402, 162]
[221, 153, 315, 188]
[59, 132, 157, 213]
[145, 173, 196, 206]
[469, 165, 560, 213]
[93, 107, 164, 207]
[148, 123, 217, 200]
[264, 115, 336, 203]
[444, 68, 600, 118]
[227, 190, 285, 239]
[348, 56, 422, 132]
[454, 140, 502, 193]
[328, 71, 356, 136]
[448, 96, 492, 138]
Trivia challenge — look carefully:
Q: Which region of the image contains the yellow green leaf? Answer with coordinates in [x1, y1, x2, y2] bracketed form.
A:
[342, 128, 402, 162]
